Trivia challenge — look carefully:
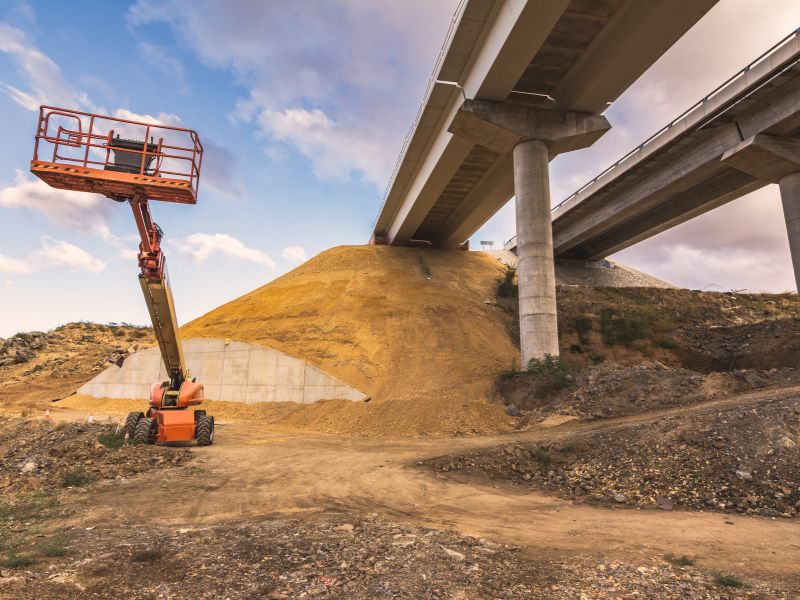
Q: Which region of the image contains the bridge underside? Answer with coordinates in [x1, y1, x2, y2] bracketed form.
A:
[376, 0, 715, 249]
[410, 0, 627, 247]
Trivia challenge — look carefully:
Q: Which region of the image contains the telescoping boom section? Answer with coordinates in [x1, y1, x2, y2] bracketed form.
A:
[30, 106, 215, 446]
[130, 196, 199, 403]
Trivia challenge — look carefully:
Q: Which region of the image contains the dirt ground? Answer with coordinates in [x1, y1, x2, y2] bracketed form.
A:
[2, 391, 800, 598]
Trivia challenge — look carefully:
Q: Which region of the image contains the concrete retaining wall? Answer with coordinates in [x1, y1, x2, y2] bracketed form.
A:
[77, 338, 367, 404]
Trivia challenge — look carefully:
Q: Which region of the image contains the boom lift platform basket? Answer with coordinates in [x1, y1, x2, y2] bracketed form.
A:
[31, 106, 203, 204]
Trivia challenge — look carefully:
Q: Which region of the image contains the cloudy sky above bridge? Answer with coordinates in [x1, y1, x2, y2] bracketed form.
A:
[0, 0, 798, 336]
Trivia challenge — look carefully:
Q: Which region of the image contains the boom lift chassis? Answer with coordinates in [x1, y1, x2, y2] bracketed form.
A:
[30, 106, 214, 446]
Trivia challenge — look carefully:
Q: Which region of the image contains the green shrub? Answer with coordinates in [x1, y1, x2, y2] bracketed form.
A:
[526, 355, 574, 395]
[710, 572, 743, 588]
[97, 429, 124, 450]
[599, 308, 651, 346]
[573, 316, 593, 344]
[558, 440, 589, 455]
[61, 467, 92, 488]
[534, 447, 550, 465]
[1, 550, 34, 569]
[655, 335, 678, 349]
[496, 265, 518, 298]
[497, 362, 520, 382]
[38, 534, 71, 557]
[664, 553, 695, 566]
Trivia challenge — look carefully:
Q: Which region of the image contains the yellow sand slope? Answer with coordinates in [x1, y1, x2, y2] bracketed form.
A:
[179, 245, 519, 436]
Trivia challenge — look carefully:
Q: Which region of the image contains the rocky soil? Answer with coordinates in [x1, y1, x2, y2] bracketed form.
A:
[0, 513, 788, 599]
[0, 417, 192, 496]
[499, 361, 800, 422]
[427, 387, 800, 519]
[0, 323, 153, 413]
[678, 318, 800, 371]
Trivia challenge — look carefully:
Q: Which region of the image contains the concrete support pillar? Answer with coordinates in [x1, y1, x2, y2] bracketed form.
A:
[513, 139, 559, 366]
[448, 100, 610, 366]
[779, 172, 800, 292]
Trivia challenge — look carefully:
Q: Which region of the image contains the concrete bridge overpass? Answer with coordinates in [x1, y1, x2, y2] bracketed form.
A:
[503, 29, 800, 280]
[371, 0, 720, 367]
[372, 0, 716, 250]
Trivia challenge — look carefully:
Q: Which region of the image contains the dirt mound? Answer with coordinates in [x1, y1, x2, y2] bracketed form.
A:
[0, 417, 191, 496]
[426, 386, 800, 519]
[180, 245, 520, 437]
[0, 323, 153, 414]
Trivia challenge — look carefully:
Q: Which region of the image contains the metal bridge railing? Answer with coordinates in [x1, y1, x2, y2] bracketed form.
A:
[549, 27, 800, 215]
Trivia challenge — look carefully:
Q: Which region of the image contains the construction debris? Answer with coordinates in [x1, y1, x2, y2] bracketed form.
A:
[426, 387, 800, 518]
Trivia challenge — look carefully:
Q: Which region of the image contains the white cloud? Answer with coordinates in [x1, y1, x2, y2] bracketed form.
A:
[112, 107, 181, 126]
[0, 22, 94, 111]
[0, 170, 114, 239]
[281, 245, 306, 262]
[3, 280, 17, 290]
[32, 237, 106, 273]
[127, 0, 459, 188]
[117, 246, 139, 261]
[259, 108, 390, 184]
[0, 253, 32, 274]
[618, 243, 794, 293]
[172, 233, 275, 268]
[0, 238, 105, 275]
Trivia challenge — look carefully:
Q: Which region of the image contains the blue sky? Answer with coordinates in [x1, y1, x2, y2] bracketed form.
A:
[0, 0, 798, 337]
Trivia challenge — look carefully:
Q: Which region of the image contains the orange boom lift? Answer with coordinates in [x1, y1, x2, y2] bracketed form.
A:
[30, 106, 214, 446]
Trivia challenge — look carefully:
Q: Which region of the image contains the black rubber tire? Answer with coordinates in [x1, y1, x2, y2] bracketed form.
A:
[133, 417, 157, 445]
[193, 410, 206, 423]
[124, 412, 144, 439]
[196, 415, 214, 447]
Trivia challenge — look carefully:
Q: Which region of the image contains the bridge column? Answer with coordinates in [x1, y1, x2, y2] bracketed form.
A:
[721, 134, 800, 292]
[513, 139, 558, 363]
[779, 172, 800, 292]
[448, 99, 610, 366]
